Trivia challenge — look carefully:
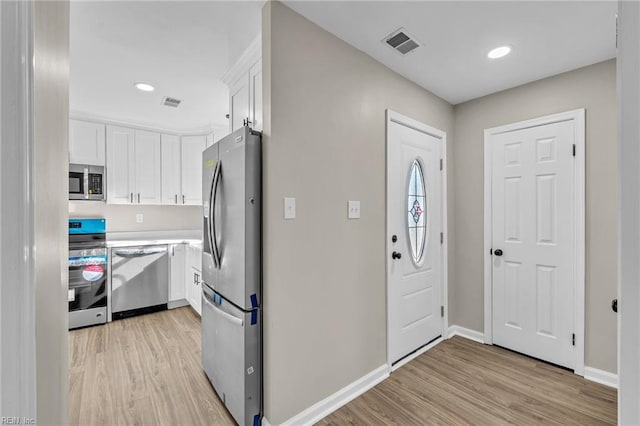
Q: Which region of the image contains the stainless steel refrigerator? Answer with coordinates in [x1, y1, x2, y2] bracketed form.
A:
[201, 126, 261, 426]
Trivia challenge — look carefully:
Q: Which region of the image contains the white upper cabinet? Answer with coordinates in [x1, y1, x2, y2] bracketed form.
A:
[181, 135, 206, 205]
[230, 75, 250, 132]
[106, 125, 135, 204]
[69, 119, 106, 165]
[223, 36, 261, 134]
[249, 59, 263, 132]
[206, 132, 214, 148]
[133, 130, 162, 204]
[161, 134, 182, 205]
[106, 125, 161, 204]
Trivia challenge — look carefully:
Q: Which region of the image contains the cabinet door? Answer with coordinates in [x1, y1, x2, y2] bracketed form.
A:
[180, 136, 206, 205]
[194, 271, 202, 315]
[134, 130, 162, 204]
[161, 134, 182, 205]
[249, 59, 263, 132]
[69, 120, 106, 165]
[169, 244, 186, 301]
[106, 126, 135, 204]
[230, 75, 250, 133]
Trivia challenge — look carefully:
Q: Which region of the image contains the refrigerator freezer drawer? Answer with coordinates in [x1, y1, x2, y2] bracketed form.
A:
[201, 284, 261, 426]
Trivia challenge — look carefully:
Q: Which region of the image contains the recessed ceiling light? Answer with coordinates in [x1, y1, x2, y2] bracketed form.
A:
[134, 82, 155, 92]
[487, 46, 511, 59]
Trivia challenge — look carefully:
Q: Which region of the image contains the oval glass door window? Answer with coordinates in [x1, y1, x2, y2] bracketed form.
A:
[407, 159, 427, 263]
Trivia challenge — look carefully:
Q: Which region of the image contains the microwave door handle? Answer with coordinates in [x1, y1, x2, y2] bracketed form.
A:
[211, 161, 222, 268]
[84, 168, 89, 199]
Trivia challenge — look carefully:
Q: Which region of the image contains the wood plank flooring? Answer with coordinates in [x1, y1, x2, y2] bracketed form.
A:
[71, 309, 617, 425]
[69, 307, 235, 426]
[318, 337, 617, 425]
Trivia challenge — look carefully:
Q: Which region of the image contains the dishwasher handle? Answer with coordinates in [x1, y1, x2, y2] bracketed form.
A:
[112, 246, 168, 257]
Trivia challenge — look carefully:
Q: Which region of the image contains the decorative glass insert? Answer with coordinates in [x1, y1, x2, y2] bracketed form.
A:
[407, 159, 427, 263]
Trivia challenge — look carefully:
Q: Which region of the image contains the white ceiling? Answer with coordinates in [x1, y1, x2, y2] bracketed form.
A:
[70, 1, 264, 134]
[283, 1, 617, 105]
[71, 1, 617, 133]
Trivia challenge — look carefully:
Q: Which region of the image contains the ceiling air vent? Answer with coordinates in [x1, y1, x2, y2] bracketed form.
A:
[384, 28, 420, 55]
[162, 96, 182, 108]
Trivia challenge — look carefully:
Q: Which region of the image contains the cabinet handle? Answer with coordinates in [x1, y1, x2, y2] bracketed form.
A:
[182, 195, 185, 204]
[130, 192, 133, 203]
[137, 193, 140, 203]
[175, 194, 178, 204]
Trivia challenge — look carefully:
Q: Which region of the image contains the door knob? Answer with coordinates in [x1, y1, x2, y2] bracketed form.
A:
[392, 251, 402, 260]
[494, 249, 503, 257]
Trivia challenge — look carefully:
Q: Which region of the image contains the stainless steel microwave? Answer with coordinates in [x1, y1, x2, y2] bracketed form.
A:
[69, 164, 105, 201]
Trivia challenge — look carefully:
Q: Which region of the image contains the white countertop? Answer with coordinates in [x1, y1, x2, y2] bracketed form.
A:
[106, 229, 202, 248]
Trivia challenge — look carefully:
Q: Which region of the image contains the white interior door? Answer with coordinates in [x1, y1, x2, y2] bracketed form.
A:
[490, 120, 576, 369]
[387, 112, 444, 366]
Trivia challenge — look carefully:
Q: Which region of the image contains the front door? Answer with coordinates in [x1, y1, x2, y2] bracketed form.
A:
[387, 111, 444, 365]
[489, 119, 576, 369]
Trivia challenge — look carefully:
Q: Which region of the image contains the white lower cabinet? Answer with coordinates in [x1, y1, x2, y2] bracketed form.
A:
[186, 244, 203, 315]
[169, 244, 186, 302]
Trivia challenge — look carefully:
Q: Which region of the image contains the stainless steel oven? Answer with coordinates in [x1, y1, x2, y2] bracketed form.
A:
[68, 219, 108, 329]
[69, 164, 105, 201]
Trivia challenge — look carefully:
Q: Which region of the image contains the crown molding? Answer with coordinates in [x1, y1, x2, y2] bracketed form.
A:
[69, 110, 220, 136]
[221, 35, 262, 87]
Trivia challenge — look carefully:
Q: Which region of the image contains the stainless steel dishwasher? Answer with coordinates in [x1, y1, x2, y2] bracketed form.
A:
[111, 245, 169, 320]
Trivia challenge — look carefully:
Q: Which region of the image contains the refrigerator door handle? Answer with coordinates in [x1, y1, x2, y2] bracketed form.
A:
[211, 161, 222, 268]
[206, 162, 219, 269]
[202, 287, 243, 326]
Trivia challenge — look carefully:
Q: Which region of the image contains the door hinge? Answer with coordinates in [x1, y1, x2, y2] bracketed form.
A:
[572, 333, 576, 346]
[440, 232, 444, 244]
[440, 158, 443, 171]
[441, 306, 444, 318]
[572, 144, 576, 157]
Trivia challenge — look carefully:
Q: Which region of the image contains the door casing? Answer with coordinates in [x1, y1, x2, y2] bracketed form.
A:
[385, 109, 448, 371]
[483, 109, 586, 375]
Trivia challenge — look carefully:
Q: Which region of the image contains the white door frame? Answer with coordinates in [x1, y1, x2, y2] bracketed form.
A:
[385, 109, 448, 370]
[483, 109, 586, 375]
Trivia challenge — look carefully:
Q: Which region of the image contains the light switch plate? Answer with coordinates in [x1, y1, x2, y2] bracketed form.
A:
[348, 200, 361, 219]
[284, 197, 296, 219]
[136, 213, 144, 223]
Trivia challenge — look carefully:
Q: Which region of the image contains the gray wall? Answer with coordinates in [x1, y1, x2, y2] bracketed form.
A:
[34, 1, 70, 423]
[262, 2, 454, 424]
[69, 202, 201, 232]
[452, 59, 617, 373]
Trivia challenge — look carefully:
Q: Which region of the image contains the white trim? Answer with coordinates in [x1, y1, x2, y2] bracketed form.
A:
[221, 35, 262, 87]
[69, 110, 218, 136]
[391, 337, 443, 372]
[483, 109, 586, 376]
[278, 365, 389, 426]
[447, 325, 486, 344]
[0, 1, 37, 417]
[385, 109, 448, 369]
[261, 418, 272, 426]
[584, 367, 619, 389]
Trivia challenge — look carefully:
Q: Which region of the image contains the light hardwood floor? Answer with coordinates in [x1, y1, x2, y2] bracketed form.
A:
[69, 307, 235, 426]
[71, 309, 617, 425]
[318, 336, 617, 425]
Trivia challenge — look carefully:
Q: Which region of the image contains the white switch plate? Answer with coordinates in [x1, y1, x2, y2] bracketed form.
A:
[284, 197, 296, 219]
[348, 200, 361, 219]
[136, 213, 144, 223]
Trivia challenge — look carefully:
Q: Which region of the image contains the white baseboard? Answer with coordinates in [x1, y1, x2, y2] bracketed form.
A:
[447, 325, 485, 344]
[584, 366, 619, 389]
[277, 364, 389, 426]
[262, 417, 272, 426]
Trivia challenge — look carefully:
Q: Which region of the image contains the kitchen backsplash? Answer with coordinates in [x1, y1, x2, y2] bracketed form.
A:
[69, 202, 201, 232]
